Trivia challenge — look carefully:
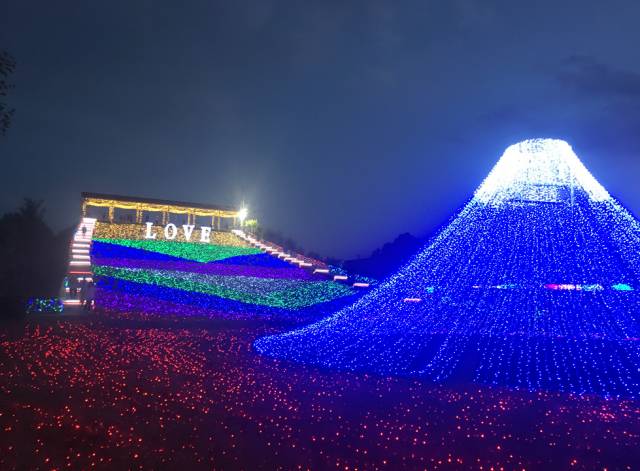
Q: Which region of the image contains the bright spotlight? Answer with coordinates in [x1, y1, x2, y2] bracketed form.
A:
[238, 207, 248, 223]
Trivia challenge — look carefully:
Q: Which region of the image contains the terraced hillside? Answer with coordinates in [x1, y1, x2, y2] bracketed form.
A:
[91, 223, 359, 320]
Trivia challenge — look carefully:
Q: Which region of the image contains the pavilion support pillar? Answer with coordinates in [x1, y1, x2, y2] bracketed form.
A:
[135, 208, 142, 224]
[108, 206, 115, 223]
[81, 202, 87, 217]
[162, 211, 168, 225]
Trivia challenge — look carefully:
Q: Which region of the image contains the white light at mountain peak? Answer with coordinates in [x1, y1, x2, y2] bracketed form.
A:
[474, 139, 610, 205]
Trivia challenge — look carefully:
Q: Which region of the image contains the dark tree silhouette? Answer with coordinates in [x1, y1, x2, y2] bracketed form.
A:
[344, 233, 424, 279]
[0, 50, 16, 136]
[0, 199, 70, 317]
[259, 227, 303, 254]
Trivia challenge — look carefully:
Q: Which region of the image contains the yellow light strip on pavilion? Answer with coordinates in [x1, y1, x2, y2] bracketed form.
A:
[83, 197, 239, 218]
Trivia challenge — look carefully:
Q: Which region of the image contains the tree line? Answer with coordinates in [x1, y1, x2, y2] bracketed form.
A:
[0, 199, 72, 317]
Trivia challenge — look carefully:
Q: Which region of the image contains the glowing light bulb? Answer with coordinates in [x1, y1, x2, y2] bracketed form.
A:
[238, 207, 248, 223]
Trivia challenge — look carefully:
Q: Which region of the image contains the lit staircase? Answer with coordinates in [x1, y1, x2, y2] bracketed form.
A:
[63, 217, 97, 306]
[231, 229, 370, 289]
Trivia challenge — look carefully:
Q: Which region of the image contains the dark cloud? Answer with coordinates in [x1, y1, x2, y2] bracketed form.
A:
[558, 55, 640, 97]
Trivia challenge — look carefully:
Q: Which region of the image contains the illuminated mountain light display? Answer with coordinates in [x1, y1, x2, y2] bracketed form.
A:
[255, 139, 640, 397]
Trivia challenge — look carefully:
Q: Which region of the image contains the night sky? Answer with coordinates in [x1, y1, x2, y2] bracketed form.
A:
[1, 1, 640, 258]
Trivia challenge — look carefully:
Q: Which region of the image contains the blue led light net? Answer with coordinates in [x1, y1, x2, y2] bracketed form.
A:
[255, 139, 640, 397]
